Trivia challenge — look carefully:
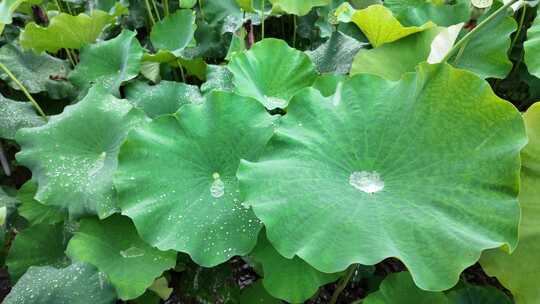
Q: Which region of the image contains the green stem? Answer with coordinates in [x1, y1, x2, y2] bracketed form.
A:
[199, 0, 205, 21]
[0, 63, 47, 119]
[163, 0, 169, 16]
[442, 0, 517, 63]
[329, 265, 356, 304]
[260, 8, 265, 39]
[452, 40, 469, 64]
[176, 59, 186, 83]
[151, 0, 161, 21]
[293, 15, 297, 48]
[509, 5, 527, 52]
[65, 49, 76, 66]
[65, 1, 73, 15]
[54, 0, 63, 12]
[0, 141, 11, 177]
[144, 0, 157, 26]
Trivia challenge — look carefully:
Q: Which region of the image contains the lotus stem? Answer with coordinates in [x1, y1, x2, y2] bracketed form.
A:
[293, 15, 297, 47]
[151, 0, 161, 21]
[443, 0, 518, 63]
[261, 7, 265, 39]
[65, 49, 77, 66]
[162, 0, 169, 16]
[176, 59, 186, 83]
[0, 62, 47, 120]
[510, 4, 527, 53]
[144, 0, 157, 26]
[0, 142, 10, 177]
[199, 0, 205, 20]
[329, 264, 357, 304]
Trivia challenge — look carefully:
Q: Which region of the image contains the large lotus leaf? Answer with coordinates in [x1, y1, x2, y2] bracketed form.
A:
[236, 0, 268, 13]
[20, 11, 113, 53]
[344, 4, 434, 47]
[125, 80, 203, 118]
[250, 232, 341, 303]
[269, 0, 330, 16]
[237, 63, 526, 291]
[3, 262, 116, 304]
[350, 27, 441, 80]
[363, 272, 448, 304]
[69, 30, 143, 93]
[115, 92, 275, 266]
[0, 95, 45, 140]
[228, 38, 317, 109]
[15, 86, 145, 219]
[66, 215, 176, 300]
[524, 12, 540, 78]
[306, 31, 366, 74]
[150, 9, 196, 57]
[480, 102, 540, 304]
[6, 223, 68, 282]
[447, 285, 512, 304]
[450, 10, 516, 79]
[17, 181, 65, 225]
[384, 0, 470, 27]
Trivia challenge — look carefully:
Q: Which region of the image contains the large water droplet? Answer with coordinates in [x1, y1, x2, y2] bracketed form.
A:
[349, 171, 384, 194]
[120, 246, 145, 258]
[210, 172, 225, 198]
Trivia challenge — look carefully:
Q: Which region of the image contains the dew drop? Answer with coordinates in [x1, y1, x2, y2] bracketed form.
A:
[119, 246, 145, 258]
[349, 171, 384, 194]
[210, 172, 225, 198]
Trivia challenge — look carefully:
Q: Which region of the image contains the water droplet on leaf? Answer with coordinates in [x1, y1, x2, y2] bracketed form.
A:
[349, 171, 384, 194]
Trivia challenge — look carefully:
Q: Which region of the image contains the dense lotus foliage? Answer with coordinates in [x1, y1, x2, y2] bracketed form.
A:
[0, 0, 539, 303]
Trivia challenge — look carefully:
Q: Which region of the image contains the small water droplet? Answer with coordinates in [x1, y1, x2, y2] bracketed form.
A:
[349, 171, 384, 194]
[120, 246, 145, 258]
[210, 172, 225, 198]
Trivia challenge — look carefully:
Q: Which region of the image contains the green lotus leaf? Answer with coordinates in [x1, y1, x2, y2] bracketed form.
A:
[236, 0, 267, 12]
[449, 9, 516, 79]
[524, 11, 540, 78]
[342, 4, 434, 47]
[306, 31, 366, 74]
[140, 61, 160, 83]
[0, 43, 72, 96]
[447, 285, 512, 304]
[15, 86, 145, 219]
[237, 63, 526, 291]
[240, 281, 281, 304]
[125, 80, 203, 118]
[480, 102, 540, 304]
[6, 223, 68, 282]
[201, 65, 234, 95]
[203, 0, 245, 33]
[66, 215, 176, 300]
[3, 262, 116, 304]
[20, 10, 114, 53]
[269, 0, 330, 16]
[115, 92, 275, 266]
[0, 95, 45, 140]
[17, 181, 65, 225]
[250, 232, 341, 303]
[228, 39, 318, 109]
[69, 30, 143, 93]
[363, 272, 448, 304]
[350, 27, 442, 80]
[150, 9, 197, 57]
[384, 0, 470, 27]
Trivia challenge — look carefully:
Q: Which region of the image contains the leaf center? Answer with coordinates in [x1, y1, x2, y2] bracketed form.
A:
[349, 171, 384, 194]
